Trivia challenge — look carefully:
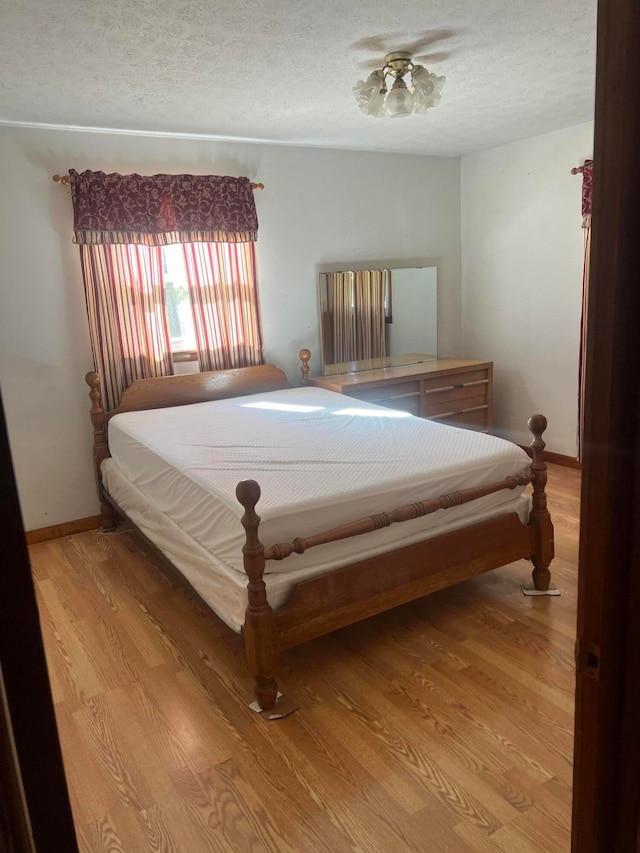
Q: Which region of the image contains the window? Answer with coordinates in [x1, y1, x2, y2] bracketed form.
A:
[162, 245, 197, 353]
[73, 170, 263, 410]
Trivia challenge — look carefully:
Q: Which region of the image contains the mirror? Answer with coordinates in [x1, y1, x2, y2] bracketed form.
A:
[318, 266, 437, 375]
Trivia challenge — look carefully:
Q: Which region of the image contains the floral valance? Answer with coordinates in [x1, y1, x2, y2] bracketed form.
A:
[581, 160, 593, 228]
[69, 169, 258, 245]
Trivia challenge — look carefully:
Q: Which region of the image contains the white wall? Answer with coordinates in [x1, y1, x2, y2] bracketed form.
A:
[0, 126, 461, 529]
[461, 122, 594, 456]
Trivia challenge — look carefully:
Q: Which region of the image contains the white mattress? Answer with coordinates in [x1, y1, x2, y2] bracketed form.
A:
[102, 386, 532, 631]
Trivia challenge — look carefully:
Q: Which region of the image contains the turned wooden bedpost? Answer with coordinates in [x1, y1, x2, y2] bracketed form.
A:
[236, 480, 279, 712]
[85, 371, 115, 532]
[299, 349, 312, 386]
[528, 414, 555, 590]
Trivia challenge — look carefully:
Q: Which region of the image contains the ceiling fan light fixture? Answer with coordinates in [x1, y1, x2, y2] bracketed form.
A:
[353, 51, 445, 118]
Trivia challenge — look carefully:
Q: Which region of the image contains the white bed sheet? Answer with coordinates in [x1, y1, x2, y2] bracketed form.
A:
[103, 386, 531, 574]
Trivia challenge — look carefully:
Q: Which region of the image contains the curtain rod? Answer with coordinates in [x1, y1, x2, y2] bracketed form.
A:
[571, 166, 585, 174]
[52, 174, 264, 190]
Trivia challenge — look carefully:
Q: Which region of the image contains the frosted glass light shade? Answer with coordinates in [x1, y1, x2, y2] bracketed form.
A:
[353, 72, 386, 116]
[385, 86, 413, 117]
[412, 66, 446, 114]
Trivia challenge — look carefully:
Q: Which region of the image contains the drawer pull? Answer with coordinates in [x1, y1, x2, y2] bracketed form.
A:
[423, 378, 488, 395]
[371, 391, 421, 403]
[428, 404, 489, 421]
[460, 404, 489, 414]
[424, 384, 455, 395]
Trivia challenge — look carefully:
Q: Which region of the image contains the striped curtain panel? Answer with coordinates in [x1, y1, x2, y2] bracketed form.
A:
[181, 242, 264, 372]
[79, 244, 174, 411]
[326, 272, 357, 363]
[353, 269, 387, 360]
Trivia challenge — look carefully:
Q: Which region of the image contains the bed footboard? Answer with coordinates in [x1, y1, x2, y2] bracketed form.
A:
[237, 414, 555, 713]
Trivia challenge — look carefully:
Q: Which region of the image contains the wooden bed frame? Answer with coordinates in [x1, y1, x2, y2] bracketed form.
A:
[85, 354, 554, 717]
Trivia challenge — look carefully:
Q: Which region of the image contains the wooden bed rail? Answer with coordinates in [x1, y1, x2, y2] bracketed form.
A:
[236, 415, 550, 570]
[260, 472, 532, 562]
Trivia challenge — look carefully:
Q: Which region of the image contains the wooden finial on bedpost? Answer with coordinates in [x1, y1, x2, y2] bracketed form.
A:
[85, 371, 115, 531]
[527, 414, 554, 590]
[299, 349, 312, 386]
[236, 480, 279, 712]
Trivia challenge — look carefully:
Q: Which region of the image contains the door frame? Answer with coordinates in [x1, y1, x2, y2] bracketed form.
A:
[571, 0, 640, 849]
[0, 390, 78, 851]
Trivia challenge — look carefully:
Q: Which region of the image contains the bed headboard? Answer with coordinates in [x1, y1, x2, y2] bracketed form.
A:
[85, 364, 292, 495]
[104, 364, 292, 418]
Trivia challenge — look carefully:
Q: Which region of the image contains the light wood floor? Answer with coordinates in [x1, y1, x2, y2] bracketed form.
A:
[31, 464, 580, 852]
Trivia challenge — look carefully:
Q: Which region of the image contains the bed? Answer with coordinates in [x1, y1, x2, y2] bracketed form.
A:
[85, 353, 554, 717]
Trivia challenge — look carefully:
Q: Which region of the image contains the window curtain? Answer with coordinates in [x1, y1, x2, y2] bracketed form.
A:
[69, 169, 262, 407]
[325, 270, 388, 363]
[326, 272, 357, 363]
[181, 242, 263, 371]
[353, 269, 387, 361]
[577, 160, 593, 461]
[69, 170, 258, 245]
[79, 243, 173, 412]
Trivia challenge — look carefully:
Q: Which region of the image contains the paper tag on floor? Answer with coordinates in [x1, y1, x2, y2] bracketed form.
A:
[249, 692, 298, 719]
[521, 583, 560, 596]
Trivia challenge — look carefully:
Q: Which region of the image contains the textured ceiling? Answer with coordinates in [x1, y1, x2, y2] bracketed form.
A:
[0, 0, 596, 157]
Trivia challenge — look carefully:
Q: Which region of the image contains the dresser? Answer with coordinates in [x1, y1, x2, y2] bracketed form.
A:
[311, 359, 493, 431]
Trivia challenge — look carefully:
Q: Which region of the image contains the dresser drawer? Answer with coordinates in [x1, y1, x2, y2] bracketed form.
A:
[421, 382, 488, 416]
[311, 359, 493, 431]
[428, 406, 490, 431]
[349, 379, 421, 405]
[421, 368, 491, 428]
[378, 393, 422, 416]
[422, 369, 489, 393]
[423, 393, 488, 420]
[347, 382, 422, 416]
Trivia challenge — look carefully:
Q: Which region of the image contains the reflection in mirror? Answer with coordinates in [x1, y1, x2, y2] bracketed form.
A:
[318, 267, 437, 375]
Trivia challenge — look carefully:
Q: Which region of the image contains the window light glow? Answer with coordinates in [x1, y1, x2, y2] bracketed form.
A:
[162, 244, 197, 352]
